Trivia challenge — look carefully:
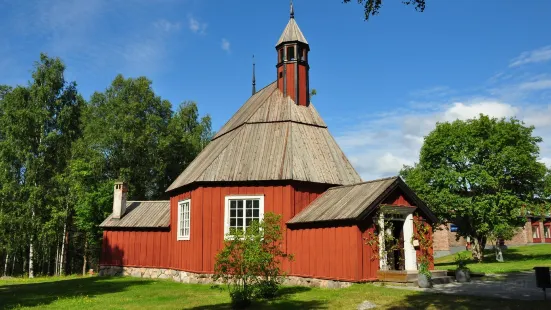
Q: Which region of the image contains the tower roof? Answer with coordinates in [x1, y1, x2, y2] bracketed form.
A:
[276, 12, 308, 46]
[166, 82, 362, 192]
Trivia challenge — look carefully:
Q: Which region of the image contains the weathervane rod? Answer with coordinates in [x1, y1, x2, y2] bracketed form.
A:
[252, 55, 256, 95]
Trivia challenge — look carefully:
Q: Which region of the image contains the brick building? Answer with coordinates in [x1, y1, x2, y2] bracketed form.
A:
[433, 217, 551, 257]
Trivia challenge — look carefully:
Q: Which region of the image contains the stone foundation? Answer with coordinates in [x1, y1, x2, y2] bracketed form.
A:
[99, 265, 351, 288]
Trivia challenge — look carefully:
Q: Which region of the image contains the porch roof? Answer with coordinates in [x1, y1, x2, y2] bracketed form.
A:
[288, 176, 437, 224]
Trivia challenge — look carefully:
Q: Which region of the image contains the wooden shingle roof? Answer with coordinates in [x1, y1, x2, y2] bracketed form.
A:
[166, 82, 362, 192]
[288, 177, 438, 224]
[100, 201, 170, 228]
[276, 17, 308, 46]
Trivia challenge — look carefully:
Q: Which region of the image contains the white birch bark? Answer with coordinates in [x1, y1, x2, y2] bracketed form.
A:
[3, 253, 8, 276]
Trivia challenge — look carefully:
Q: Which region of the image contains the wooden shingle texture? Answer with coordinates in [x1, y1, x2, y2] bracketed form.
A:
[100, 201, 170, 228]
[288, 177, 399, 224]
[166, 82, 362, 192]
[276, 17, 308, 46]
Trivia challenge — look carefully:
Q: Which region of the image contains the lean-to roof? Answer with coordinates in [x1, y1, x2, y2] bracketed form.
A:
[100, 201, 170, 228]
[288, 177, 438, 224]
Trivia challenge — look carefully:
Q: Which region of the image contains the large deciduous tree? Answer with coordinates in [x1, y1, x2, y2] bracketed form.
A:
[401, 115, 547, 262]
[70, 75, 212, 273]
[1, 55, 212, 277]
[0, 54, 84, 277]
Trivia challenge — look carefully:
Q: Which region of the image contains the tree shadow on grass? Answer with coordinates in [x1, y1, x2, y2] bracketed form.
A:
[385, 292, 551, 310]
[189, 286, 323, 309]
[0, 276, 151, 309]
[188, 299, 327, 310]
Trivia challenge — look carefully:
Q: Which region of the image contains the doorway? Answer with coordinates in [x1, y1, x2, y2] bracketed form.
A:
[388, 220, 405, 271]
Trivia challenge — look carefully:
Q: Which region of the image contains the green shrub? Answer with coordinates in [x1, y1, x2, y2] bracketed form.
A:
[454, 252, 469, 270]
[212, 213, 293, 308]
[418, 260, 431, 280]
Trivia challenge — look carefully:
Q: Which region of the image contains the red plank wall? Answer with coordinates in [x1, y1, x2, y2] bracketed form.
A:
[101, 183, 417, 281]
[101, 230, 171, 269]
[102, 184, 295, 274]
[383, 189, 414, 207]
[287, 225, 365, 282]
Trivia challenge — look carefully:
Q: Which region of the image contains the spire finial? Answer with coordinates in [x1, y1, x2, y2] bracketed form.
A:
[290, 0, 294, 19]
[252, 55, 256, 95]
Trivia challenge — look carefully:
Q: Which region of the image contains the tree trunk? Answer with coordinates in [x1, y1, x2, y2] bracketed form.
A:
[494, 239, 504, 262]
[82, 238, 88, 276]
[28, 241, 34, 278]
[59, 220, 67, 276]
[3, 253, 9, 277]
[55, 241, 59, 276]
[47, 247, 51, 276]
[471, 236, 487, 262]
[11, 255, 16, 276]
[29, 208, 35, 278]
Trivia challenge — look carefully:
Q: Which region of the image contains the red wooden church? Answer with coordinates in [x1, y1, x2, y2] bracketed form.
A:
[100, 6, 437, 285]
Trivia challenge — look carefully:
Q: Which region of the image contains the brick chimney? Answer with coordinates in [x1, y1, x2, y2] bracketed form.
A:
[112, 182, 128, 219]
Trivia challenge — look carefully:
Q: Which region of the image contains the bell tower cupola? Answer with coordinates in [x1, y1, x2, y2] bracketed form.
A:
[276, 2, 310, 106]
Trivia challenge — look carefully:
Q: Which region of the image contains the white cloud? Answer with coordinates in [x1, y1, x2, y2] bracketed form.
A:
[221, 38, 231, 53]
[336, 100, 551, 181]
[518, 79, 551, 91]
[154, 19, 181, 32]
[443, 101, 518, 121]
[509, 45, 551, 67]
[188, 16, 207, 34]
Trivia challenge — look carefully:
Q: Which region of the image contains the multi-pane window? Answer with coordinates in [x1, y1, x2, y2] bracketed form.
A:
[544, 225, 550, 239]
[225, 196, 264, 236]
[177, 199, 191, 240]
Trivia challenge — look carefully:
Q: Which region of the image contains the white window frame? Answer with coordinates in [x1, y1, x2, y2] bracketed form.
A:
[224, 195, 264, 239]
[177, 199, 191, 241]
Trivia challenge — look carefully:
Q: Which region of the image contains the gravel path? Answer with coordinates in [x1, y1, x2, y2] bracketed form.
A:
[384, 272, 551, 301]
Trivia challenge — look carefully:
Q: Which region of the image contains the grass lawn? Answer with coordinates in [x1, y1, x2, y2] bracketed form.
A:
[1, 276, 550, 309]
[435, 244, 551, 274]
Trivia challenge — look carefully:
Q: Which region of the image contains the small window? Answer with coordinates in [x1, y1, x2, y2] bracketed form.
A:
[178, 199, 191, 240]
[287, 46, 295, 61]
[224, 195, 264, 237]
[279, 49, 283, 63]
[279, 71, 283, 78]
[544, 225, 550, 239]
[298, 46, 303, 61]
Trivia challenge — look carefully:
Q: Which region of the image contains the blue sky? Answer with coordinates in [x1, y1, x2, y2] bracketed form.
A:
[2, 0, 551, 180]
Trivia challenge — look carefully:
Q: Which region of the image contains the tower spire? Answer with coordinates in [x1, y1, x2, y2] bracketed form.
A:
[252, 55, 256, 95]
[290, 0, 294, 19]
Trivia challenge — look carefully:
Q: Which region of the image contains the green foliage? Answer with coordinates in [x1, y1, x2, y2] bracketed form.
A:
[213, 213, 293, 307]
[363, 211, 402, 269]
[418, 260, 431, 279]
[412, 216, 432, 264]
[343, 0, 425, 20]
[0, 55, 212, 277]
[0, 53, 84, 276]
[401, 115, 548, 261]
[454, 252, 469, 270]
